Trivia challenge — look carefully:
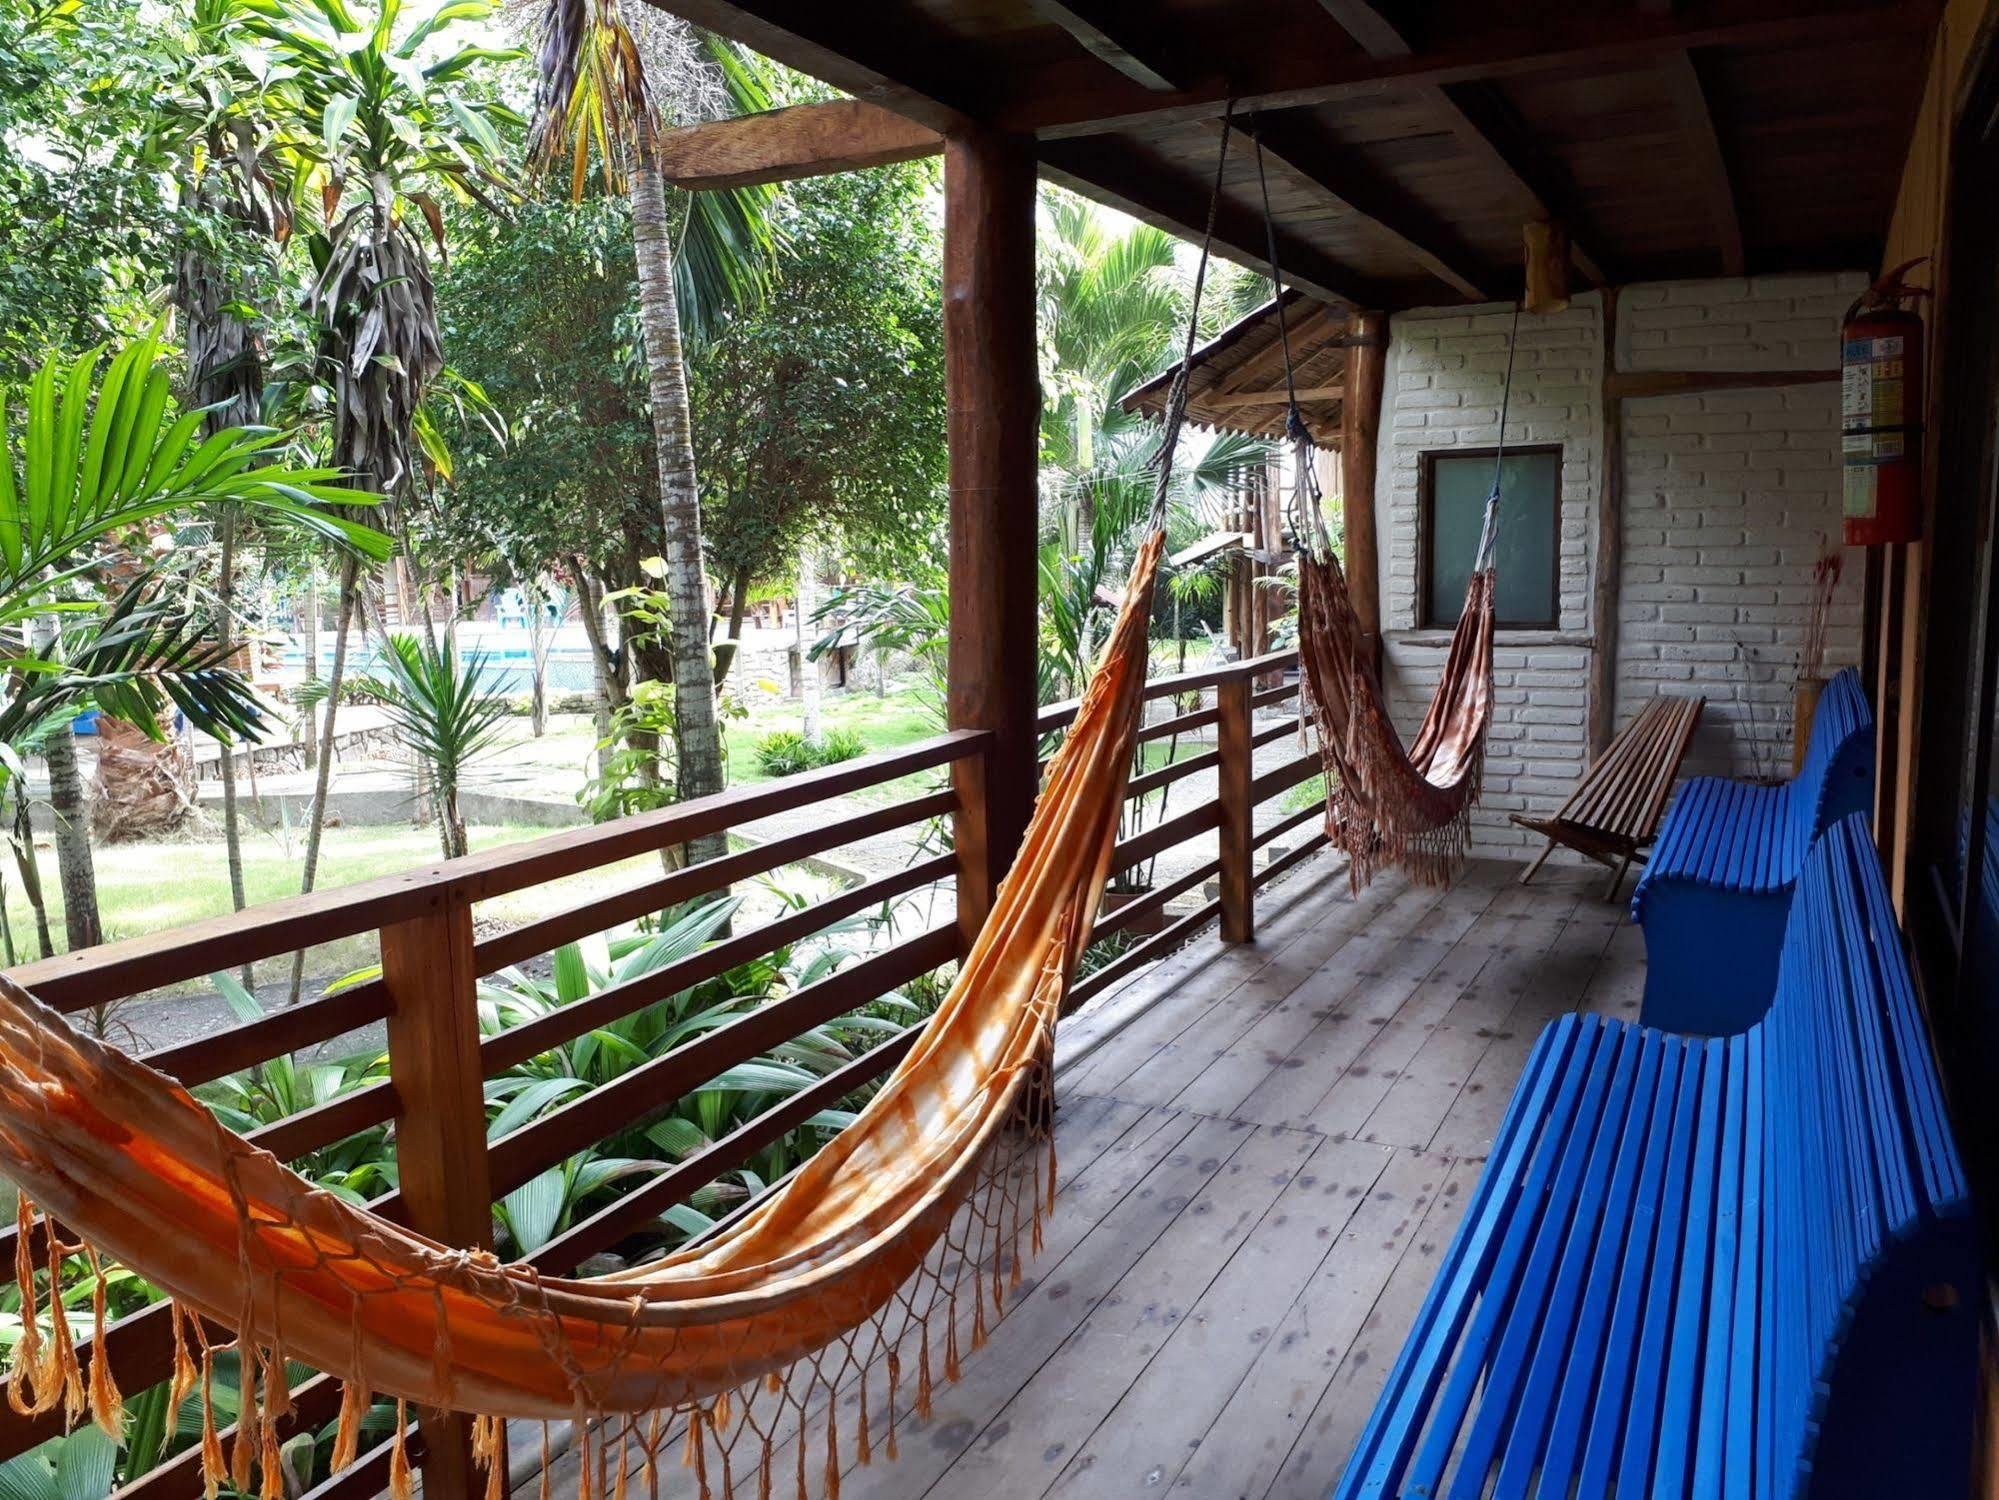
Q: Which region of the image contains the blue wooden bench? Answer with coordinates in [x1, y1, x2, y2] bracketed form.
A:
[1631, 666, 1875, 1034]
[1331, 814, 1976, 1500]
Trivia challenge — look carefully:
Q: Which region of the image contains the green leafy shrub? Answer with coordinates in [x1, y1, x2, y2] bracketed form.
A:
[755, 727, 867, 778]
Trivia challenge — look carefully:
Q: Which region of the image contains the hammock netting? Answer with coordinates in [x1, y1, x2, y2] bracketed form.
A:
[1295, 539, 1496, 889]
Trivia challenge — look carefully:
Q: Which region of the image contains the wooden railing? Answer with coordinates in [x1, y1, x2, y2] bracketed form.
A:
[0, 649, 1326, 1500]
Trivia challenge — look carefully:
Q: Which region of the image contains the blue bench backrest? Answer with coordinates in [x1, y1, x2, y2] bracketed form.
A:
[1785, 667, 1874, 843]
[1757, 813, 1966, 1492]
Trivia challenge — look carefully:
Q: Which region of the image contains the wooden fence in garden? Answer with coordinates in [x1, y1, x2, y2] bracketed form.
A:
[0, 648, 1324, 1500]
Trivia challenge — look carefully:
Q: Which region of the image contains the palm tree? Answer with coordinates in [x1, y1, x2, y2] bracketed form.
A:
[162, 0, 295, 948]
[527, 0, 778, 865]
[358, 633, 511, 858]
[0, 333, 386, 952]
[237, 0, 518, 992]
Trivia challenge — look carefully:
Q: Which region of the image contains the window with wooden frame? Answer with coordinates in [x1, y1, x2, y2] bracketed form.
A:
[1419, 445, 1563, 630]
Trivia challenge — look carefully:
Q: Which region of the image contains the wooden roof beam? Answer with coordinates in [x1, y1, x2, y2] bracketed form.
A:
[994, 3, 1932, 138]
[652, 100, 942, 189]
[633, 0, 978, 132]
[1306, 0, 1614, 286]
[1658, 48, 1746, 276]
[1031, 0, 1193, 92]
[1245, 114, 1497, 300]
[1038, 138, 1398, 309]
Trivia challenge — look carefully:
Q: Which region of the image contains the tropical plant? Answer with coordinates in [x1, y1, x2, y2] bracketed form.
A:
[0, 333, 385, 747]
[528, 0, 780, 866]
[236, 0, 520, 996]
[753, 726, 863, 779]
[356, 632, 512, 857]
[476, 895, 922, 1254]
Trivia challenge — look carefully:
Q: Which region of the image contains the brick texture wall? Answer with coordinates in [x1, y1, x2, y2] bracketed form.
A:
[1613, 275, 1866, 781]
[1368, 273, 1866, 861]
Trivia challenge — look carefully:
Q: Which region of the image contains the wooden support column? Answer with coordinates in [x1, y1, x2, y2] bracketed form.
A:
[944, 128, 1040, 954]
[381, 899, 492, 1500]
[1342, 311, 1388, 661]
[1589, 287, 1624, 758]
[1216, 674, 1255, 943]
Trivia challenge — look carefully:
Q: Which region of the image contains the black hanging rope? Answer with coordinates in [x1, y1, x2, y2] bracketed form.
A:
[1473, 298, 1526, 573]
[1150, 100, 1236, 531]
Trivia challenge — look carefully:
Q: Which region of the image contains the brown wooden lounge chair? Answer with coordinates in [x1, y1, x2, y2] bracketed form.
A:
[1510, 692, 1705, 900]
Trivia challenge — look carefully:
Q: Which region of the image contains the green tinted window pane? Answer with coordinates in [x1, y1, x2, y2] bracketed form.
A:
[1426, 449, 1561, 627]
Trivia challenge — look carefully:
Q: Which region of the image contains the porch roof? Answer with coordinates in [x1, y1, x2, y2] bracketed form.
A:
[647, 0, 1935, 309]
[1119, 289, 1351, 443]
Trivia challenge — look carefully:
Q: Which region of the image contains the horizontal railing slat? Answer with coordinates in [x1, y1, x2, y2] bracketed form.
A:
[1250, 752, 1321, 805]
[532, 1027, 924, 1275]
[486, 926, 958, 1196]
[138, 981, 393, 1087]
[474, 791, 956, 976]
[6, 730, 988, 1009]
[478, 855, 954, 1077]
[1112, 802, 1221, 870]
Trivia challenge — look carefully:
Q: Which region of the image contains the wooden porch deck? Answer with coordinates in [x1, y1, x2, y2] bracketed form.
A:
[524, 852, 1644, 1500]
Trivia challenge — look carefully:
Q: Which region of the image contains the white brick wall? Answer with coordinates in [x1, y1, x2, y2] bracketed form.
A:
[1368, 273, 1867, 861]
[1612, 274, 1865, 782]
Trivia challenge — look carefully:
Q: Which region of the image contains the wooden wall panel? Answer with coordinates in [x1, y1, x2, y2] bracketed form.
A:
[1874, 0, 1999, 915]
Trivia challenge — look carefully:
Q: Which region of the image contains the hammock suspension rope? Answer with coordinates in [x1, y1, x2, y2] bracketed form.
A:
[1250, 127, 1520, 888]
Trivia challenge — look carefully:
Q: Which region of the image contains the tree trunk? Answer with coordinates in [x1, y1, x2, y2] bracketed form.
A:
[43, 722, 101, 952]
[715, 565, 751, 686]
[301, 568, 320, 770]
[797, 551, 822, 745]
[288, 556, 357, 1006]
[528, 583, 550, 738]
[214, 505, 254, 988]
[13, 780, 52, 960]
[568, 557, 623, 784]
[631, 152, 726, 861]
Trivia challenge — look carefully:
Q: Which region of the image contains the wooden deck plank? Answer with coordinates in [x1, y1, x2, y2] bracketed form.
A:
[1170, 1148, 1471, 1500]
[518, 851, 1650, 1500]
[1260, 1152, 1483, 1500]
[1041, 1136, 1395, 1499]
[912, 1122, 1320, 1500]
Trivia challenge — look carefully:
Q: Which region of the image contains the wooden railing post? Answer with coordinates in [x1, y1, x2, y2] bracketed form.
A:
[380, 894, 492, 1500]
[1217, 674, 1255, 944]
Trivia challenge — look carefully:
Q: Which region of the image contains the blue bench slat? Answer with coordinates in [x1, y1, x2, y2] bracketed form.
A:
[1411, 1021, 1624, 1494]
[1574, 1036, 1694, 1498]
[1337, 1014, 1588, 1498]
[1329, 811, 1974, 1500]
[1531, 1029, 1671, 1491]
[1484, 1027, 1650, 1500]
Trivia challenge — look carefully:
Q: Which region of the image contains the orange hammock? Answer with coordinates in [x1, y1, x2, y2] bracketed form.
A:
[1296, 538, 1495, 888]
[0, 528, 1169, 1500]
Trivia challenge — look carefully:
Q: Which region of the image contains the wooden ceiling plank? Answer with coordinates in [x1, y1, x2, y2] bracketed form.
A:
[653, 101, 942, 189]
[1203, 382, 1347, 408]
[1658, 48, 1746, 276]
[997, 4, 1934, 139]
[1032, 0, 1191, 92]
[1306, 0, 1614, 286]
[1246, 115, 1495, 299]
[631, 0, 974, 132]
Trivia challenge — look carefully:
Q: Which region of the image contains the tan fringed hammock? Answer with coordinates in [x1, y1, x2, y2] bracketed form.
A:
[0, 530, 1165, 1500]
[0, 112, 1252, 1500]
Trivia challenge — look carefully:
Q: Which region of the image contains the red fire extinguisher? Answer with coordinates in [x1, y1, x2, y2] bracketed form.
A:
[1842, 258, 1928, 546]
